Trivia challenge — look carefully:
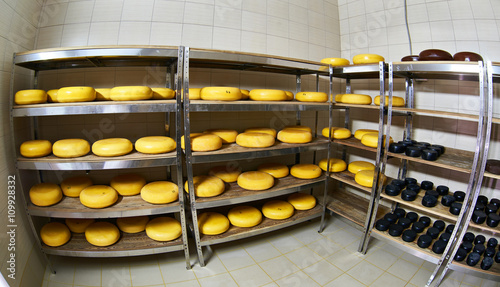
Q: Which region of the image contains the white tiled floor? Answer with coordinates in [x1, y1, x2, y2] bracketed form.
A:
[42, 216, 499, 287]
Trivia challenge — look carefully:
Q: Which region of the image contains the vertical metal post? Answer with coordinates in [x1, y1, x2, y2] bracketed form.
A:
[295, 74, 301, 164]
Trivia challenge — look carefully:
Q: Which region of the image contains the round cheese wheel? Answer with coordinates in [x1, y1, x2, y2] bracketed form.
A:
[180, 133, 201, 149]
[187, 88, 202, 100]
[353, 54, 385, 64]
[290, 164, 322, 179]
[52, 139, 90, 158]
[355, 170, 375, 187]
[152, 87, 175, 100]
[321, 58, 350, 66]
[92, 138, 133, 157]
[116, 216, 149, 233]
[95, 88, 112, 101]
[204, 129, 238, 144]
[257, 163, 289, 178]
[135, 136, 176, 154]
[282, 125, 312, 133]
[227, 206, 262, 227]
[184, 175, 225, 197]
[354, 129, 378, 140]
[79, 185, 118, 208]
[284, 91, 294, 101]
[60, 175, 93, 197]
[277, 129, 312, 144]
[236, 132, 275, 148]
[208, 165, 242, 183]
[237, 171, 275, 190]
[319, 158, 347, 172]
[141, 181, 179, 204]
[110, 86, 153, 101]
[337, 94, 372, 105]
[240, 89, 250, 100]
[287, 193, 316, 210]
[200, 87, 242, 101]
[198, 212, 230, 235]
[321, 127, 351, 139]
[360, 133, 393, 148]
[65, 218, 95, 233]
[296, 92, 328, 102]
[374, 96, 405, 107]
[262, 200, 294, 220]
[40, 222, 71, 247]
[348, 161, 375, 174]
[146, 217, 182, 241]
[20, 139, 52, 158]
[85, 222, 120, 246]
[47, 89, 58, 102]
[29, 183, 63, 207]
[244, 128, 277, 138]
[110, 173, 147, 196]
[249, 89, 287, 101]
[14, 89, 47, 105]
[57, 87, 96, 103]
[181, 134, 222, 152]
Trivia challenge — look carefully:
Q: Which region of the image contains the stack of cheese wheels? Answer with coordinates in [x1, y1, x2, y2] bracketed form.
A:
[296, 92, 328, 102]
[65, 218, 95, 233]
[227, 206, 262, 227]
[321, 57, 350, 66]
[262, 200, 294, 220]
[20, 139, 52, 158]
[110, 86, 153, 101]
[290, 164, 322, 179]
[284, 91, 294, 100]
[321, 127, 351, 139]
[95, 88, 112, 101]
[353, 54, 385, 64]
[57, 87, 96, 103]
[40, 222, 71, 247]
[257, 163, 289, 178]
[287, 193, 316, 210]
[14, 89, 47, 105]
[79, 185, 118, 208]
[181, 133, 223, 152]
[110, 173, 147, 196]
[374, 95, 405, 107]
[29, 183, 63, 206]
[319, 158, 347, 172]
[198, 212, 230, 235]
[249, 89, 287, 101]
[335, 94, 372, 105]
[244, 127, 277, 138]
[116, 216, 149, 233]
[348, 161, 375, 174]
[208, 165, 242, 183]
[85, 221, 120, 246]
[240, 89, 250, 100]
[146, 217, 182, 241]
[236, 132, 275, 148]
[355, 170, 378, 187]
[151, 88, 175, 100]
[354, 129, 378, 140]
[47, 89, 58, 102]
[360, 132, 393, 148]
[141, 181, 178, 204]
[52, 139, 90, 158]
[60, 175, 93, 197]
[200, 87, 242, 101]
[237, 171, 274, 190]
[187, 88, 202, 100]
[92, 138, 133, 157]
[204, 129, 238, 144]
[277, 128, 312, 144]
[185, 175, 225, 197]
[135, 136, 176, 154]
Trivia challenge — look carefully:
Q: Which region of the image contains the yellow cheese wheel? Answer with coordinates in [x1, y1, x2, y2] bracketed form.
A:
[277, 129, 312, 144]
[198, 212, 230, 235]
[20, 139, 52, 158]
[146, 217, 182, 241]
[204, 129, 238, 144]
[334, 94, 343, 102]
[284, 91, 294, 100]
[262, 200, 294, 220]
[92, 138, 133, 157]
[374, 95, 405, 107]
[321, 127, 352, 139]
[95, 88, 112, 101]
[65, 218, 95, 233]
[296, 92, 328, 102]
[152, 87, 175, 100]
[337, 94, 372, 105]
[14, 89, 47, 105]
[79, 185, 118, 209]
[348, 161, 375, 174]
[290, 164, 322, 179]
[60, 175, 93, 197]
[353, 54, 385, 64]
[29, 183, 63, 207]
[85, 222, 120, 246]
[249, 89, 287, 101]
[287, 193, 316, 210]
[237, 171, 275, 190]
[319, 158, 347, 172]
[187, 88, 202, 100]
[257, 163, 289, 178]
[110, 86, 153, 101]
[355, 170, 376, 187]
[360, 132, 393, 148]
[141, 181, 179, 204]
[208, 165, 242, 183]
[354, 129, 378, 140]
[282, 125, 312, 133]
[47, 89, 58, 102]
[227, 206, 262, 227]
[116, 216, 149, 233]
[57, 86, 96, 103]
[184, 175, 225, 197]
[180, 133, 201, 149]
[135, 136, 176, 154]
[40, 222, 71, 247]
[321, 58, 350, 66]
[181, 134, 222, 152]
[240, 89, 250, 100]
[52, 139, 90, 158]
[110, 173, 147, 196]
[236, 132, 275, 148]
[200, 87, 242, 101]
[244, 128, 277, 138]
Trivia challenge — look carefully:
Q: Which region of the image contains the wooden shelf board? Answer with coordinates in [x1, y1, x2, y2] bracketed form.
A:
[391, 107, 479, 121]
[388, 147, 474, 173]
[329, 170, 372, 193]
[484, 171, 500, 180]
[12, 99, 176, 110]
[333, 103, 381, 110]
